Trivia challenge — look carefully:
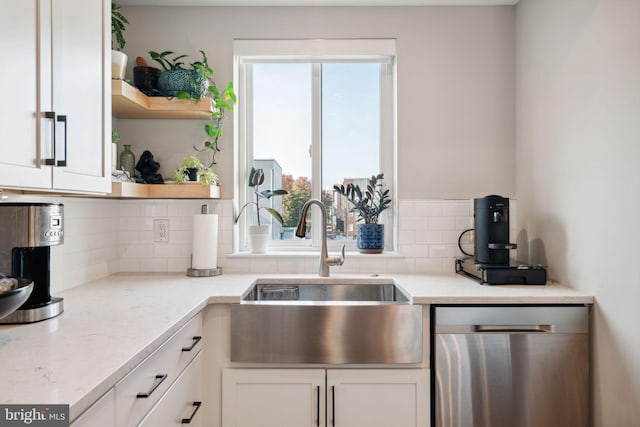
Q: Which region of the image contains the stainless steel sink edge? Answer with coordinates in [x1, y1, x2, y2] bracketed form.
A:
[241, 277, 414, 304]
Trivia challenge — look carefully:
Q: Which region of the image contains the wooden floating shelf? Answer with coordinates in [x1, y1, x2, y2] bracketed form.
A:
[109, 182, 221, 199]
[111, 80, 212, 119]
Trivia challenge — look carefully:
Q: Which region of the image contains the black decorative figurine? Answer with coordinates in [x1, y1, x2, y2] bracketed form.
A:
[135, 150, 164, 184]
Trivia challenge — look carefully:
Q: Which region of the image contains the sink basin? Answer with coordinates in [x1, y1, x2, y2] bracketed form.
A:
[241, 278, 410, 304]
[231, 278, 422, 364]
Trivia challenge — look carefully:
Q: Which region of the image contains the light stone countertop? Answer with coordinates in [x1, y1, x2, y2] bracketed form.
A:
[0, 272, 593, 421]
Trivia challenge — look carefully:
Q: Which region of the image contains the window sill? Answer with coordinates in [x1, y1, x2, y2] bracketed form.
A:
[227, 251, 403, 259]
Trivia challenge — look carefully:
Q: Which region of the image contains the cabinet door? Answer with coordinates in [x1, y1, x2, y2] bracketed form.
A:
[327, 369, 430, 427]
[0, 0, 53, 189]
[50, 0, 110, 193]
[223, 369, 325, 427]
[71, 389, 115, 427]
[138, 352, 204, 427]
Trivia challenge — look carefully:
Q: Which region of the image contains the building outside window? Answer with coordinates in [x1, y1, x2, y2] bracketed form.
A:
[235, 40, 396, 252]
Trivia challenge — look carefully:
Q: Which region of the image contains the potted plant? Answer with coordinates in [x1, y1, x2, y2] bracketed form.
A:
[149, 50, 207, 98]
[333, 173, 392, 254]
[180, 51, 236, 168]
[111, 2, 128, 80]
[235, 167, 288, 253]
[150, 50, 235, 168]
[172, 156, 218, 186]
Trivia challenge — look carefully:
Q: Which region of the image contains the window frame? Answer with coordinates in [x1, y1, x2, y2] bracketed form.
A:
[234, 39, 397, 253]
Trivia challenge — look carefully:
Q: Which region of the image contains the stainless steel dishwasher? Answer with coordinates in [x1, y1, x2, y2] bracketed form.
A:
[433, 305, 589, 427]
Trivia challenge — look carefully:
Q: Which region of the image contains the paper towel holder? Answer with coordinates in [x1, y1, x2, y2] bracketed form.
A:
[187, 204, 222, 277]
[187, 265, 222, 277]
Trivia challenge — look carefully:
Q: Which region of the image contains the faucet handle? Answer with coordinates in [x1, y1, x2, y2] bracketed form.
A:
[327, 244, 346, 267]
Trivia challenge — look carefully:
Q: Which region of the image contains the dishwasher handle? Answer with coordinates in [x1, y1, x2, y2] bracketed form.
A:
[474, 324, 552, 333]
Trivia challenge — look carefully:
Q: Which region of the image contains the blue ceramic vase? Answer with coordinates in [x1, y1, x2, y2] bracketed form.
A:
[357, 224, 384, 254]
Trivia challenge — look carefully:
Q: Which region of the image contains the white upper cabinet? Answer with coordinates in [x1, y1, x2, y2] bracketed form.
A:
[0, 0, 110, 193]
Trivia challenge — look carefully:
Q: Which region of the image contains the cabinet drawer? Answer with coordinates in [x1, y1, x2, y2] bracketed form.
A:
[139, 352, 203, 427]
[115, 313, 203, 427]
[71, 389, 115, 427]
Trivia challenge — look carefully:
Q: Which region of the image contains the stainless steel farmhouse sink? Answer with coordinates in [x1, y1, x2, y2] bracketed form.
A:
[230, 278, 423, 364]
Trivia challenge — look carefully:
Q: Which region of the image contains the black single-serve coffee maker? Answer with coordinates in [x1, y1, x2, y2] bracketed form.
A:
[0, 203, 64, 323]
[473, 195, 516, 265]
[456, 195, 547, 285]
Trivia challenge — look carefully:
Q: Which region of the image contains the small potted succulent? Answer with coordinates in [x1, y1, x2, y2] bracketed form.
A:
[235, 167, 288, 253]
[333, 173, 392, 253]
[111, 2, 128, 80]
[172, 156, 218, 186]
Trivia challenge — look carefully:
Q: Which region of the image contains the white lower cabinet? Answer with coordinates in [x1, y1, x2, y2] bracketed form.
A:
[139, 352, 204, 427]
[222, 368, 430, 427]
[115, 313, 203, 427]
[71, 389, 115, 427]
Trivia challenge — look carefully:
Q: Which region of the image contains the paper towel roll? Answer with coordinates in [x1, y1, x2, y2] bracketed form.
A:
[192, 213, 218, 270]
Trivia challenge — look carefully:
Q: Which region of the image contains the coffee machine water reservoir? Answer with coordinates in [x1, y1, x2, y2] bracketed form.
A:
[0, 203, 64, 323]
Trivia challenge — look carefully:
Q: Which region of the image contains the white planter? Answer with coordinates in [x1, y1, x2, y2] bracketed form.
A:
[248, 224, 270, 254]
[111, 50, 127, 80]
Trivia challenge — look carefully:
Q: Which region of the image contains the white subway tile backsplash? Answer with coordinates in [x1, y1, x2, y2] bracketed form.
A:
[428, 216, 456, 231]
[441, 200, 471, 217]
[398, 244, 429, 258]
[139, 258, 169, 272]
[5, 193, 509, 290]
[414, 200, 443, 217]
[398, 200, 415, 217]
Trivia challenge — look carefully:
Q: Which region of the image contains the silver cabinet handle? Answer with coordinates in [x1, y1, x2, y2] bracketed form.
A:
[136, 373, 168, 398]
[181, 336, 202, 352]
[474, 324, 552, 333]
[181, 401, 201, 424]
[43, 112, 56, 166]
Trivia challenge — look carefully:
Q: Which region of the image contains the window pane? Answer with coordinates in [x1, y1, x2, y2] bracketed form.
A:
[321, 63, 381, 241]
[252, 63, 312, 240]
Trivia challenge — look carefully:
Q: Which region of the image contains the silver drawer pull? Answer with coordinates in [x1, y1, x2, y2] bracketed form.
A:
[181, 401, 202, 424]
[181, 336, 202, 352]
[474, 324, 552, 333]
[136, 373, 168, 398]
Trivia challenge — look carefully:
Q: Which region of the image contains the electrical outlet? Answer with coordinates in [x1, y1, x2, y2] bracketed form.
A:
[154, 218, 169, 242]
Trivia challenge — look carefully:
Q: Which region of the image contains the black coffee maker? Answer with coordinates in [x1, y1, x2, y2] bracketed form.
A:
[456, 195, 546, 285]
[0, 203, 64, 323]
[473, 195, 516, 265]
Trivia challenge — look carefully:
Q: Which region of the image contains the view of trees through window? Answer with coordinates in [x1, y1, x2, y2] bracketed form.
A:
[252, 62, 382, 242]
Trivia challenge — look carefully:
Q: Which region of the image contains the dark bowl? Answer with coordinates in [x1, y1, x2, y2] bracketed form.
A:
[0, 278, 33, 320]
[133, 66, 161, 96]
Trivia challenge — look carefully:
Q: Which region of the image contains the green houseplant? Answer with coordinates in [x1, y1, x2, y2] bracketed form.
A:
[172, 156, 218, 186]
[184, 51, 236, 168]
[111, 2, 129, 79]
[235, 167, 288, 253]
[149, 50, 207, 98]
[150, 50, 236, 168]
[333, 173, 391, 253]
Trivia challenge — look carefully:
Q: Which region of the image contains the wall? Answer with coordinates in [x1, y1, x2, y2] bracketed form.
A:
[515, 0, 640, 424]
[116, 5, 515, 199]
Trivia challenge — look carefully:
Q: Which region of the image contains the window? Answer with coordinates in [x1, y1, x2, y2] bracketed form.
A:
[235, 40, 396, 252]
